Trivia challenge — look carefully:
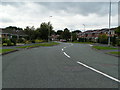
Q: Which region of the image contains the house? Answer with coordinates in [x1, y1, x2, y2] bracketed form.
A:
[77, 27, 117, 42]
[50, 34, 60, 41]
[1, 28, 27, 39]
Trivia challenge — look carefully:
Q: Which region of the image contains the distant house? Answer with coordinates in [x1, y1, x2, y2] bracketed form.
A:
[1, 28, 27, 39]
[50, 34, 60, 41]
[77, 27, 117, 42]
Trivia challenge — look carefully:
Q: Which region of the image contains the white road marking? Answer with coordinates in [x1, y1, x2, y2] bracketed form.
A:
[62, 49, 64, 51]
[77, 61, 120, 83]
[89, 44, 93, 47]
[71, 43, 73, 46]
[63, 52, 71, 58]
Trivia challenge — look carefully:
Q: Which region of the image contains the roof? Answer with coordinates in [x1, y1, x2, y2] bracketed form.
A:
[1, 28, 27, 36]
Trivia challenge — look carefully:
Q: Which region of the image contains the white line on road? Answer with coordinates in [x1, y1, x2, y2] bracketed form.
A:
[62, 49, 64, 51]
[63, 52, 71, 58]
[77, 61, 120, 83]
[71, 43, 73, 46]
[89, 44, 93, 47]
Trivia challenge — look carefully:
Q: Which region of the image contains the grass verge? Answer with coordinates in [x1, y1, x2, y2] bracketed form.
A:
[0, 49, 16, 53]
[92, 46, 117, 50]
[16, 42, 59, 48]
[70, 42, 94, 44]
[108, 52, 120, 55]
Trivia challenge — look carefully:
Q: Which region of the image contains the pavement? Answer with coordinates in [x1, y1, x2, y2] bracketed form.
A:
[2, 43, 119, 88]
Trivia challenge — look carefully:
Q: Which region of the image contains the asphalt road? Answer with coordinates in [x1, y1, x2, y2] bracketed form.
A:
[2, 43, 119, 88]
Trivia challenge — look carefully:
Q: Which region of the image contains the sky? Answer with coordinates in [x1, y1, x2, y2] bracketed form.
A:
[0, 1, 119, 31]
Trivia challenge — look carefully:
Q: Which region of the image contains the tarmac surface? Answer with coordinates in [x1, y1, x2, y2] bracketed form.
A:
[2, 43, 119, 88]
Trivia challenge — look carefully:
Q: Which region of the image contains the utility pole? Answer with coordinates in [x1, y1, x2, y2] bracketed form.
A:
[83, 24, 85, 42]
[71, 29, 73, 42]
[48, 16, 52, 42]
[108, 1, 111, 46]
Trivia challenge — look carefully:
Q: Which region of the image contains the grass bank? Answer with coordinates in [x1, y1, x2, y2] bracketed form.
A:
[16, 42, 60, 48]
[92, 46, 117, 50]
[0, 49, 16, 53]
[69, 42, 94, 44]
[108, 51, 120, 55]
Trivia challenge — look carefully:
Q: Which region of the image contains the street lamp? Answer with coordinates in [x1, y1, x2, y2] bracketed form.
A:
[70, 29, 73, 42]
[108, 1, 111, 46]
[83, 24, 85, 42]
[48, 16, 52, 42]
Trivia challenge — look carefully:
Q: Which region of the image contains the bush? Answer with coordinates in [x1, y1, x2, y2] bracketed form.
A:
[116, 39, 120, 46]
[31, 40, 35, 43]
[78, 38, 84, 42]
[17, 38, 25, 43]
[2, 38, 7, 44]
[35, 39, 44, 43]
[98, 34, 108, 44]
[10, 38, 17, 46]
[6, 39, 12, 46]
[25, 40, 31, 44]
[111, 36, 116, 46]
[2, 39, 13, 46]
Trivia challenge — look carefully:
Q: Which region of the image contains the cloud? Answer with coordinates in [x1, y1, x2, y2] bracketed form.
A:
[36, 2, 118, 16]
[0, 2, 118, 31]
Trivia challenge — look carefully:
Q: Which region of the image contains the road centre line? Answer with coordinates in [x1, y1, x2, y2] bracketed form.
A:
[77, 61, 120, 83]
[63, 52, 71, 58]
[62, 49, 64, 51]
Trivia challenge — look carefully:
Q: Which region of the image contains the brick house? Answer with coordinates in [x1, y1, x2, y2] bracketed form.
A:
[1, 28, 27, 39]
[77, 27, 117, 42]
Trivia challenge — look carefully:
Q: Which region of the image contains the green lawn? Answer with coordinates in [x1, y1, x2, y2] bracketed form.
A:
[108, 52, 120, 55]
[70, 42, 94, 44]
[0, 49, 15, 53]
[16, 42, 59, 48]
[92, 46, 117, 50]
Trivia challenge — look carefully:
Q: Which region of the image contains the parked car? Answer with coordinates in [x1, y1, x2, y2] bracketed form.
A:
[60, 39, 67, 42]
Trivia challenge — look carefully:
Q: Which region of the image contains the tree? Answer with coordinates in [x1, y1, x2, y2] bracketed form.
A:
[57, 30, 63, 35]
[115, 26, 120, 46]
[62, 28, 71, 41]
[5, 26, 23, 31]
[98, 34, 108, 44]
[24, 26, 35, 40]
[38, 22, 53, 41]
[115, 26, 120, 36]
[72, 33, 77, 41]
[72, 30, 81, 33]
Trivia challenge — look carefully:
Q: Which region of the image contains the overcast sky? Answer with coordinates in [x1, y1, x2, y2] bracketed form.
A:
[0, 1, 118, 31]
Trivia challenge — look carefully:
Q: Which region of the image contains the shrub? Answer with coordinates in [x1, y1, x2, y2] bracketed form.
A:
[116, 39, 120, 46]
[35, 39, 44, 43]
[111, 36, 117, 46]
[2, 38, 7, 44]
[25, 40, 31, 44]
[6, 39, 12, 46]
[98, 34, 108, 44]
[31, 40, 35, 43]
[17, 38, 25, 43]
[10, 38, 17, 46]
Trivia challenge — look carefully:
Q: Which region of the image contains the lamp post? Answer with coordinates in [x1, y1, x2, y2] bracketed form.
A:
[108, 1, 111, 46]
[83, 24, 85, 42]
[70, 29, 73, 42]
[48, 16, 52, 42]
